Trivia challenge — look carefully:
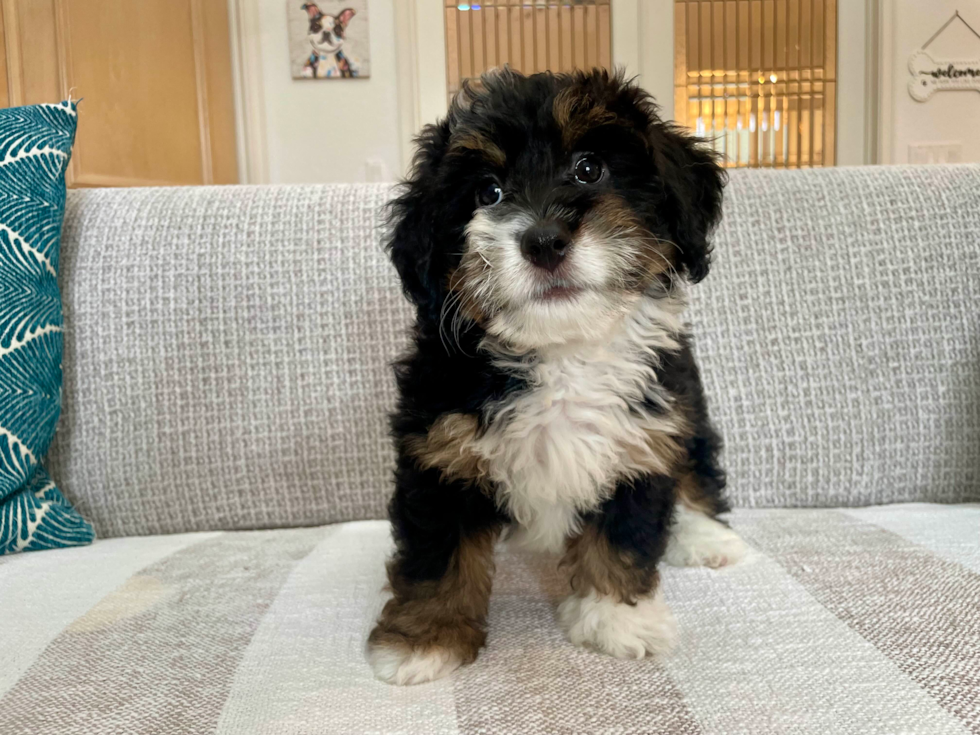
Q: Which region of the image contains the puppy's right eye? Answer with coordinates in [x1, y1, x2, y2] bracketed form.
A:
[476, 181, 503, 208]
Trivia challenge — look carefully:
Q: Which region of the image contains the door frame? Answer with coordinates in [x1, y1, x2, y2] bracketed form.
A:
[394, 0, 880, 172]
[393, 0, 448, 174]
[228, 0, 269, 184]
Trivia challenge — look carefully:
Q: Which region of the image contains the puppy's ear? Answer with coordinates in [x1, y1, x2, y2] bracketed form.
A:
[386, 120, 452, 321]
[337, 8, 355, 27]
[653, 126, 726, 283]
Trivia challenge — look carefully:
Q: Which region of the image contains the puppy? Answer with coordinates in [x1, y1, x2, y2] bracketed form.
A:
[368, 69, 746, 686]
[300, 4, 358, 78]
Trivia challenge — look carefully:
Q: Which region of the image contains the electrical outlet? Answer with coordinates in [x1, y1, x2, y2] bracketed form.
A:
[908, 142, 962, 164]
[365, 158, 388, 182]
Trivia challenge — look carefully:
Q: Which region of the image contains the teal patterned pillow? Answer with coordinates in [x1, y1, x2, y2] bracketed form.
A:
[0, 101, 94, 554]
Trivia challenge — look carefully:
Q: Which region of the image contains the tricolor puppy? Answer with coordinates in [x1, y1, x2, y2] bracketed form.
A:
[368, 69, 746, 686]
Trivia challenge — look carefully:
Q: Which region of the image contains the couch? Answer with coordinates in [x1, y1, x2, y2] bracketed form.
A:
[1, 165, 978, 735]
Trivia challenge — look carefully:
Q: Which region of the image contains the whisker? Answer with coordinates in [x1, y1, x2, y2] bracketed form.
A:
[637, 236, 682, 283]
[438, 289, 464, 354]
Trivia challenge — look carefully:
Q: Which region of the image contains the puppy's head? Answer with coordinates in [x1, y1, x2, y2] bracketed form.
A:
[388, 69, 725, 351]
[303, 4, 354, 54]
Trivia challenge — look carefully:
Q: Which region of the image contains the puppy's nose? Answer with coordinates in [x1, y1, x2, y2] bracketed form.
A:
[520, 222, 571, 272]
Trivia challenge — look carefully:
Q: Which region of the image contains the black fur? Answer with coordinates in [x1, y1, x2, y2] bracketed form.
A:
[587, 473, 678, 580]
[384, 69, 728, 589]
[657, 334, 730, 515]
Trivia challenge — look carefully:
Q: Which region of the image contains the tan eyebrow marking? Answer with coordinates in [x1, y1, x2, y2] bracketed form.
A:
[449, 131, 506, 167]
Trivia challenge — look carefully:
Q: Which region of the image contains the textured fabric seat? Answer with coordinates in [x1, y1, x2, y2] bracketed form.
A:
[2, 504, 978, 735]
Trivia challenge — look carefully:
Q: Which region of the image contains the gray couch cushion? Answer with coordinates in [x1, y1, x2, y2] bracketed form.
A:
[1, 504, 978, 734]
[691, 165, 980, 507]
[48, 184, 409, 537]
[46, 167, 980, 538]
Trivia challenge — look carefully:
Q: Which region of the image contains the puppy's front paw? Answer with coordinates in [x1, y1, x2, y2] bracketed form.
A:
[367, 639, 463, 685]
[367, 601, 485, 686]
[558, 590, 677, 659]
[663, 505, 747, 568]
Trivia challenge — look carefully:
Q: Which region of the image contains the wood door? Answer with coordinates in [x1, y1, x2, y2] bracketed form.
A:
[0, 0, 238, 186]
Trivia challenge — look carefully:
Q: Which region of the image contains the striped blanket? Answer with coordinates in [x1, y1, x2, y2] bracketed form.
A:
[3, 503, 978, 734]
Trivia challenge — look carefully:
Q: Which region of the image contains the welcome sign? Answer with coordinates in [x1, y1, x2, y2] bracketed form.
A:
[909, 49, 980, 101]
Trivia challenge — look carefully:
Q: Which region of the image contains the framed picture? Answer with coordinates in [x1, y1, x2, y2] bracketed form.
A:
[287, 1, 370, 79]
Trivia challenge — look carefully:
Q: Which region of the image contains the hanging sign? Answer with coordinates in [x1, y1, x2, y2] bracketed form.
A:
[908, 11, 980, 102]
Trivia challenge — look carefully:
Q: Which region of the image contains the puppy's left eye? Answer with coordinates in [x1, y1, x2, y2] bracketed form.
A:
[476, 181, 503, 208]
[573, 155, 604, 185]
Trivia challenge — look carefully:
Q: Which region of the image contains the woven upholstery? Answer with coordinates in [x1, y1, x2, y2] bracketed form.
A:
[45, 166, 980, 538]
[1, 504, 979, 734]
[47, 184, 410, 537]
[690, 165, 980, 507]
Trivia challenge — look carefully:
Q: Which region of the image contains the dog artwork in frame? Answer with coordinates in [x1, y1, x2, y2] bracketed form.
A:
[287, 1, 370, 79]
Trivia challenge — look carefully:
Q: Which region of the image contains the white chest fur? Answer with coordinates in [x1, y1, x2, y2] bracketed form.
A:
[475, 297, 686, 551]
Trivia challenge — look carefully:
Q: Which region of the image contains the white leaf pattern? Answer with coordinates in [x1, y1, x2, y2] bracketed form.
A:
[0, 100, 94, 554]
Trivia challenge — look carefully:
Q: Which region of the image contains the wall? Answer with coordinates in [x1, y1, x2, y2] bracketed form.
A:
[240, 0, 980, 177]
[885, 0, 980, 164]
[249, 0, 401, 183]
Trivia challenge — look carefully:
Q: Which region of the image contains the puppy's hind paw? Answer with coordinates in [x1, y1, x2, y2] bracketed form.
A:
[663, 505, 747, 568]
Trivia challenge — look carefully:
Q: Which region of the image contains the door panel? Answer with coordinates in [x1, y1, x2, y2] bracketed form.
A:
[1, 0, 238, 186]
[2, 0, 63, 107]
[0, 4, 7, 107]
[61, 0, 206, 186]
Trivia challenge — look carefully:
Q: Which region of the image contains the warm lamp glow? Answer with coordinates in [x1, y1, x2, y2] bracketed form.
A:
[673, 0, 836, 168]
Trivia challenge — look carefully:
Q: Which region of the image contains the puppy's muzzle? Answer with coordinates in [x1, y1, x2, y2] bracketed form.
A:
[520, 221, 572, 273]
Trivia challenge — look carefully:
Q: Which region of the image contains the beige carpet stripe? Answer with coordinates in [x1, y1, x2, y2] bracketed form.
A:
[0, 526, 327, 735]
[0, 530, 221, 700]
[215, 520, 460, 735]
[661, 531, 969, 735]
[841, 503, 980, 574]
[452, 543, 704, 735]
[733, 509, 980, 734]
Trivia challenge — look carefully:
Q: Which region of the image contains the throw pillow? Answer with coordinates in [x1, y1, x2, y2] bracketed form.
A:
[0, 100, 94, 554]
